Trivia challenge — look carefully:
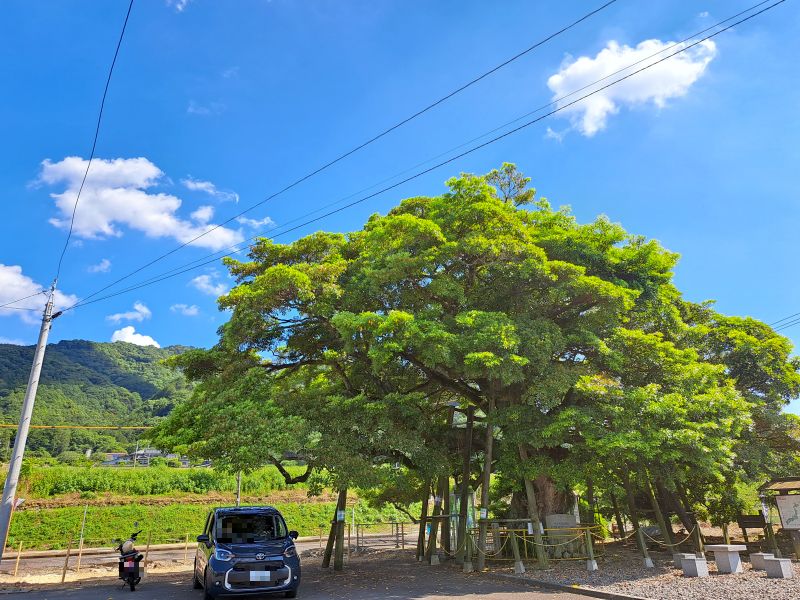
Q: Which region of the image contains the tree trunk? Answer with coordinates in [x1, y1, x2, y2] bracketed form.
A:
[646, 478, 674, 546]
[610, 492, 627, 543]
[518, 445, 548, 567]
[441, 476, 451, 554]
[659, 480, 694, 533]
[585, 478, 597, 525]
[425, 479, 444, 563]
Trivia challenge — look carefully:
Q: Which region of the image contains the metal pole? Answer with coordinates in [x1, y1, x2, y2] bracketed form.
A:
[236, 471, 241, 507]
[184, 533, 189, 563]
[0, 289, 56, 564]
[132, 440, 139, 469]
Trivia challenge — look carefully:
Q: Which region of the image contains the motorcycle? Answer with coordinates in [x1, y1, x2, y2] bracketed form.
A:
[116, 526, 144, 591]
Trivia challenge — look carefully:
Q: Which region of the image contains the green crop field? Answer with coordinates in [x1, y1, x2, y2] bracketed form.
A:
[17, 464, 309, 499]
[9, 501, 411, 550]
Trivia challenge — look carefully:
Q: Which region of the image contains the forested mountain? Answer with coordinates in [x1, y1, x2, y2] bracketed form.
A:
[0, 340, 192, 458]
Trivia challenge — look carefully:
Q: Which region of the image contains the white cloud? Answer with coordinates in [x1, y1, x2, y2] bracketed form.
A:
[699, 11, 710, 18]
[181, 177, 239, 203]
[0, 337, 26, 345]
[111, 326, 160, 347]
[87, 258, 111, 274]
[0, 264, 78, 324]
[191, 205, 214, 223]
[190, 274, 228, 296]
[166, 0, 192, 12]
[106, 301, 152, 324]
[544, 127, 566, 143]
[40, 157, 243, 251]
[222, 66, 240, 79]
[547, 39, 716, 136]
[170, 303, 200, 316]
[236, 215, 274, 229]
[187, 101, 226, 116]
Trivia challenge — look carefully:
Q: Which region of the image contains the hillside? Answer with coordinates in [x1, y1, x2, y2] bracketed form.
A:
[0, 340, 193, 458]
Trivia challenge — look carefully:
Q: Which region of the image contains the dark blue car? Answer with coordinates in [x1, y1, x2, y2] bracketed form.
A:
[194, 506, 301, 598]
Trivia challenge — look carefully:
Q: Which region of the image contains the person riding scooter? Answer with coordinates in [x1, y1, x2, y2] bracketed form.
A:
[116, 527, 144, 591]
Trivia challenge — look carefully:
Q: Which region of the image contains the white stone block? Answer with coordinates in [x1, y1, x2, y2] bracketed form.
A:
[764, 557, 794, 579]
[681, 556, 709, 578]
[714, 550, 743, 574]
[673, 552, 694, 566]
[586, 559, 598, 572]
[749, 552, 774, 570]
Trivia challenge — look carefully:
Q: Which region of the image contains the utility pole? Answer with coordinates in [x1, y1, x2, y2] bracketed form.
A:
[0, 287, 59, 563]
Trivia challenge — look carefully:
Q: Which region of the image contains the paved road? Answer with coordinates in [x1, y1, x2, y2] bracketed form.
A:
[0, 552, 588, 600]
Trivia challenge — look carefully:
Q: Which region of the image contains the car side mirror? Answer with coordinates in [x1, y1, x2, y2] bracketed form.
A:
[289, 530, 298, 540]
[197, 534, 210, 546]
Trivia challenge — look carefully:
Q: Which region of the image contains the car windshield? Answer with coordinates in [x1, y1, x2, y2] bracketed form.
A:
[215, 513, 287, 544]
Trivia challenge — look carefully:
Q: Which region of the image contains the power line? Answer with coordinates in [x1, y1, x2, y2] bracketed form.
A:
[64, 0, 788, 312]
[0, 291, 46, 310]
[64, 0, 779, 307]
[67, 1, 618, 308]
[53, 0, 135, 282]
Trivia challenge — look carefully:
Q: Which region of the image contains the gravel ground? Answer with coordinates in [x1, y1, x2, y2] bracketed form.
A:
[514, 547, 800, 600]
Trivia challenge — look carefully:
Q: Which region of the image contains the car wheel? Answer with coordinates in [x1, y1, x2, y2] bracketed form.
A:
[193, 560, 203, 589]
[203, 568, 214, 600]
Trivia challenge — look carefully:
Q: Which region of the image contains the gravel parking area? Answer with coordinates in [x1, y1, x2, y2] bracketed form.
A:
[514, 547, 800, 600]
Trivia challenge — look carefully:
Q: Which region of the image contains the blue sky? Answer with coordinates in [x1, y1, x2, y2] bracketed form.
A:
[1, 1, 799, 411]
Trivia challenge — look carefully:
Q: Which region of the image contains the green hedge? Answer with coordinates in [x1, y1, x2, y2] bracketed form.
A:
[19, 465, 308, 498]
[9, 501, 411, 550]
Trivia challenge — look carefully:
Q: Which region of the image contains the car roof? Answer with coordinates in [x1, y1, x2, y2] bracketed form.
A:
[213, 506, 281, 516]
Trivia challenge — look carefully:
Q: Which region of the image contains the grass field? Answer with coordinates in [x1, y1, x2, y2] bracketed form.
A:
[9, 501, 412, 551]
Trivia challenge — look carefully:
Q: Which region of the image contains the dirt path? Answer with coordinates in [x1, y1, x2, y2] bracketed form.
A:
[0, 550, 588, 600]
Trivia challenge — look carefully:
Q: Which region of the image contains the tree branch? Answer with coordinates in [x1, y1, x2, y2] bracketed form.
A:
[269, 457, 313, 484]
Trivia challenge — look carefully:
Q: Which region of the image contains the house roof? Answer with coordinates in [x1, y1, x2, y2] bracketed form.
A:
[759, 478, 800, 492]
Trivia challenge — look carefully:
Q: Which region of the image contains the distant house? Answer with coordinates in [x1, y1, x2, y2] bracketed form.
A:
[101, 449, 190, 467]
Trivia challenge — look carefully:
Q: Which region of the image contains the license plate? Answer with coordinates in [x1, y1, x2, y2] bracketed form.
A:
[249, 570, 271, 582]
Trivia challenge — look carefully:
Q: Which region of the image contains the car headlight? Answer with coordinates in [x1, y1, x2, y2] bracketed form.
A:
[214, 548, 234, 561]
[283, 545, 297, 558]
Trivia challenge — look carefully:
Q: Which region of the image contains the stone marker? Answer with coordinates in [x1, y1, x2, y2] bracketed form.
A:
[681, 556, 709, 578]
[764, 557, 794, 579]
[749, 552, 774, 570]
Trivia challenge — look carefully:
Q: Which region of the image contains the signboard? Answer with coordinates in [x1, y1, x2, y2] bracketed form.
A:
[776, 495, 800, 530]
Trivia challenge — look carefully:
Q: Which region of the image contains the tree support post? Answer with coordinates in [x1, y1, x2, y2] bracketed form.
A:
[455, 407, 475, 565]
[510, 530, 525, 574]
[463, 532, 474, 573]
[476, 401, 494, 571]
[585, 528, 598, 572]
[416, 483, 430, 561]
[635, 528, 654, 569]
[333, 488, 348, 571]
[646, 478, 674, 546]
[426, 493, 443, 565]
[323, 489, 346, 568]
[518, 445, 548, 568]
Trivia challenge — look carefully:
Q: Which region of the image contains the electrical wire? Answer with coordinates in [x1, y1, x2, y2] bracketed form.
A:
[0, 291, 46, 310]
[53, 0, 135, 282]
[63, 0, 788, 312]
[65, 0, 779, 305]
[67, 1, 618, 307]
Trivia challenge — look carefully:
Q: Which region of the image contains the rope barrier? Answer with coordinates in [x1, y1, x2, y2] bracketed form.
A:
[640, 525, 697, 548]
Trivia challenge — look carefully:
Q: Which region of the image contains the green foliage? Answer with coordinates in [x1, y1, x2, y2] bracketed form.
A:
[0, 340, 193, 455]
[17, 465, 308, 498]
[151, 164, 800, 528]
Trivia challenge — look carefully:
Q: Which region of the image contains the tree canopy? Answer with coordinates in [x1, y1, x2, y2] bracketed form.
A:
[150, 164, 800, 535]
